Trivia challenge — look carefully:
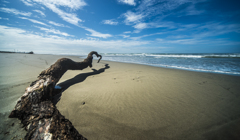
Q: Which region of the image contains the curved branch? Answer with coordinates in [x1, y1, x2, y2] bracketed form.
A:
[38, 51, 102, 83]
[87, 51, 102, 63]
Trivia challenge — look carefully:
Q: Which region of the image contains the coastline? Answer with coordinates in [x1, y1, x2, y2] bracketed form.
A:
[98, 53, 240, 76]
[0, 53, 240, 140]
[96, 58, 240, 77]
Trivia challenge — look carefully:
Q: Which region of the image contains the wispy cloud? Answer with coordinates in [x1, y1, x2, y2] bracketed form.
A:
[33, 10, 45, 17]
[102, 19, 118, 25]
[156, 38, 205, 45]
[2, 0, 10, 3]
[132, 22, 176, 33]
[130, 21, 240, 42]
[123, 31, 131, 34]
[136, 0, 200, 17]
[131, 32, 164, 40]
[21, 0, 87, 10]
[43, 3, 83, 26]
[20, 0, 33, 6]
[83, 27, 112, 38]
[193, 23, 240, 38]
[0, 17, 9, 20]
[119, 34, 130, 38]
[18, 0, 111, 39]
[155, 37, 235, 47]
[118, 0, 136, 6]
[0, 7, 32, 16]
[35, 26, 73, 37]
[20, 0, 87, 26]
[19, 17, 48, 26]
[172, 22, 240, 39]
[121, 0, 206, 32]
[39, 0, 87, 10]
[183, 4, 205, 16]
[133, 22, 147, 29]
[48, 21, 66, 27]
[123, 11, 143, 24]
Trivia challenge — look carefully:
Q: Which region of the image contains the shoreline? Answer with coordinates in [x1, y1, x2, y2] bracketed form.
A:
[96, 58, 240, 77]
[92, 53, 240, 76]
[1, 53, 240, 140]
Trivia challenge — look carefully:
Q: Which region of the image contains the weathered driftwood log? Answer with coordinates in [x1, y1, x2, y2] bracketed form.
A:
[38, 51, 102, 84]
[9, 51, 102, 140]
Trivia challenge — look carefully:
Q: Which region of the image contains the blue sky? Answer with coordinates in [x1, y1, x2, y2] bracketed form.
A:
[0, 0, 239, 54]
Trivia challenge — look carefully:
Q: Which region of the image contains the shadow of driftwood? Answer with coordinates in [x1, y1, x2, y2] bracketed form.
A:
[52, 63, 110, 105]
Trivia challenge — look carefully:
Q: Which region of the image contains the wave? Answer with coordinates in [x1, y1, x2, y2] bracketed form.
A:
[153, 64, 240, 75]
[93, 53, 240, 76]
[202, 54, 240, 58]
[101, 53, 240, 58]
[100, 57, 240, 75]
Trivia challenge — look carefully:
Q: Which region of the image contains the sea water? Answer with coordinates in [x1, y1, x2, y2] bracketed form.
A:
[96, 53, 240, 76]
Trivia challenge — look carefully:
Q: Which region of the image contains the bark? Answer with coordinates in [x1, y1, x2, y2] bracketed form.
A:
[9, 51, 102, 140]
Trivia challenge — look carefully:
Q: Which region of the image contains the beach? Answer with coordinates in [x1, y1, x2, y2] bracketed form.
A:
[0, 53, 240, 140]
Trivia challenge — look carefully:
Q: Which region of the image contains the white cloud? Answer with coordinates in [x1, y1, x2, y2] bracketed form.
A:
[0, 25, 150, 54]
[20, 0, 86, 26]
[184, 5, 205, 16]
[123, 11, 143, 24]
[0, 7, 32, 16]
[102, 19, 118, 25]
[131, 32, 164, 40]
[156, 38, 206, 45]
[3, 0, 10, 3]
[18, 0, 110, 39]
[33, 10, 45, 17]
[48, 21, 65, 27]
[0, 17, 9, 20]
[83, 27, 112, 38]
[118, 0, 136, 6]
[133, 22, 148, 29]
[137, 0, 207, 18]
[123, 31, 131, 34]
[21, 0, 87, 10]
[120, 34, 130, 38]
[19, 17, 48, 26]
[121, 0, 206, 32]
[129, 21, 177, 33]
[44, 3, 83, 26]
[20, 0, 34, 6]
[35, 0, 87, 10]
[170, 22, 240, 39]
[133, 22, 176, 31]
[35, 26, 72, 36]
[193, 23, 240, 38]
[133, 30, 141, 33]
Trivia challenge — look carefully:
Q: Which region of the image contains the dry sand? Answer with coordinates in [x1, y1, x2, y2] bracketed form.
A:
[0, 53, 240, 140]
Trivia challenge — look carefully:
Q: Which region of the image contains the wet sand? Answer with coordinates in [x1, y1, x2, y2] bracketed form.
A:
[0, 53, 240, 140]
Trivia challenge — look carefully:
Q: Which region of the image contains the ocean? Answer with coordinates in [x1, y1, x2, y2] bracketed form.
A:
[93, 53, 240, 76]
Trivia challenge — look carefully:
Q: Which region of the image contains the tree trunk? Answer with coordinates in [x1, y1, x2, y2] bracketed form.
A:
[9, 51, 102, 140]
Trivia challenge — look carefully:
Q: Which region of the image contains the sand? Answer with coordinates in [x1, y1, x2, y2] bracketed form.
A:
[0, 53, 240, 140]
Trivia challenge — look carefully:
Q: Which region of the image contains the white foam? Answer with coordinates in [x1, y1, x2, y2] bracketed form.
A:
[154, 64, 240, 75]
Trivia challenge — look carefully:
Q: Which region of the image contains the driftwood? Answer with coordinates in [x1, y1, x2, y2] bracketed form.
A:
[9, 51, 102, 140]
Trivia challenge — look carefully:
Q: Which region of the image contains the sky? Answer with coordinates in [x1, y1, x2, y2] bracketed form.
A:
[0, 0, 240, 54]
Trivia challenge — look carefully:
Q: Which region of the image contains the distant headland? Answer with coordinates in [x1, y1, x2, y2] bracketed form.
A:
[0, 51, 34, 54]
